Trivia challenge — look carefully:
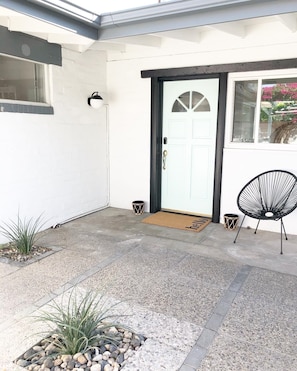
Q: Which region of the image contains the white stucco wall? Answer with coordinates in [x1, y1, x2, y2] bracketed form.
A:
[0, 49, 108, 242]
[106, 28, 297, 234]
[107, 61, 151, 212]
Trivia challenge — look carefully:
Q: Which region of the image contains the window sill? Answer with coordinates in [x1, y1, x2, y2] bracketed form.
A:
[0, 102, 53, 114]
[225, 142, 297, 151]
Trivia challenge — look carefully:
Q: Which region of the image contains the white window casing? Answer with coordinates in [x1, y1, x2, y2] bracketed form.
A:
[225, 68, 297, 151]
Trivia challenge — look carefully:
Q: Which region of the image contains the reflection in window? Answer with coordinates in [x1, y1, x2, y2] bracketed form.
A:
[260, 79, 297, 144]
[172, 91, 210, 112]
[0, 54, 47, 103]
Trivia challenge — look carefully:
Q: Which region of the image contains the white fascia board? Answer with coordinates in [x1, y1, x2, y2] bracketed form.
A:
[99, 0, 297, 40]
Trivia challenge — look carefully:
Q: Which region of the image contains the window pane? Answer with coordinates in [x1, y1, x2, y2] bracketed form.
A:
[260, 78, 297, 144]
[232, 81, 258, 143]
[0, 55, 46, 103]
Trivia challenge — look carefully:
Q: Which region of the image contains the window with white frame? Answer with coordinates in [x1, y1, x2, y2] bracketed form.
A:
[0, 54, 49, 104]
[229, 71, 297, 145]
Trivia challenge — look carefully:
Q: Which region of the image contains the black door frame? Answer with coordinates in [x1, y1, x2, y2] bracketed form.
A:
[149, 73, 227, 223]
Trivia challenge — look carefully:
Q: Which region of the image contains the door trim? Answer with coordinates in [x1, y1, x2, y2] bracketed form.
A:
[150, 73, 227, 223]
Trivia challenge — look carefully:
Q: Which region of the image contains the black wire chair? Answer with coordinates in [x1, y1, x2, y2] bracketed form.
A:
[233, 170, 297, 254]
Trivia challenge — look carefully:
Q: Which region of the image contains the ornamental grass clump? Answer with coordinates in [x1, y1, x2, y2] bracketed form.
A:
[36, 289, 124, 355]
[0, 214, 44, 255]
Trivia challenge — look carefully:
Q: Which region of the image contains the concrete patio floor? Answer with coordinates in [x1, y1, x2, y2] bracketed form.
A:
[1, 207, 297, 370]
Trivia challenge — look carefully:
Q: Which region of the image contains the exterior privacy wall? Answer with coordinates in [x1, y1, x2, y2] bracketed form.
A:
[0, 49, 108, 243]
[106, 33, 297, 235]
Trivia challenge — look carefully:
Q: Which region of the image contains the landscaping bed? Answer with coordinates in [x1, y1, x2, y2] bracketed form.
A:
[15, 326, 145, 371]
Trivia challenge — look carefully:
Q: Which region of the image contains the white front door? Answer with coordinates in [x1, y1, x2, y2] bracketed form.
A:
[161, 79, 219, 216]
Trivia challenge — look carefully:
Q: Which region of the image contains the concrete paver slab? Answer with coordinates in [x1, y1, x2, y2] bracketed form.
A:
[1, 207, 297, 370]
[198, 335, 297, 370]
[220, 269, 297, 356]
[0, 261, 19, 277]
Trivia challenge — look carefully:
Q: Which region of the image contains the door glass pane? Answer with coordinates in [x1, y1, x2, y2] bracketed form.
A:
[172, 100, 187, 112]
[192, 91, 204, 107]
[172, 92, 189, 112]
[194, 98, 210, 112]
[232, 81, 258, 142]
[172, 91, 211, 112]
[192, 91, 210, 112]
[178, 92, 190, 108]
[260, 78, 297, 144]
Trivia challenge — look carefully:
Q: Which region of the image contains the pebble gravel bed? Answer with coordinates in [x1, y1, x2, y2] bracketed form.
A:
[0, 244, 51, 263]
[15, 326, 146, 371]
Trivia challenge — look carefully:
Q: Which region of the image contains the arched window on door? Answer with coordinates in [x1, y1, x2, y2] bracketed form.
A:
[172, 91, 211, 112]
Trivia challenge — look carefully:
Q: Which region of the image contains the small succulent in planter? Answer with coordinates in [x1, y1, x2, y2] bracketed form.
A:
[0, 213, 45, 255]
[15, 288, 145, 370]
[36, 288, 125, 355]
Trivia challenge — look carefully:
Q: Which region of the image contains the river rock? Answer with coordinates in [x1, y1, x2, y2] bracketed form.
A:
[62, 354, 73, 362]
[90, 364, 102, 371]
[54, 358, 63, 366]
[77, 354, 87, 364]
[17, 359, 30, 367]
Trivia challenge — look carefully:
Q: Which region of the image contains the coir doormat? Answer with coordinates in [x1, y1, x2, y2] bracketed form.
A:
[142, 211, 211, 232]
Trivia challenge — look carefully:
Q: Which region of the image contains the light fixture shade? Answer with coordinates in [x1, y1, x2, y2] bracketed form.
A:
[88, 92, 104, 109]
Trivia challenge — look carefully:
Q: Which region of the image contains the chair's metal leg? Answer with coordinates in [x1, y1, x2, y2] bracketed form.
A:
[279, 218, 288, 255]
[281, 218, 288, 240]
[234, 215, 245, 243]
[280, 219, 283, 255]
[254, 219, 260, 234]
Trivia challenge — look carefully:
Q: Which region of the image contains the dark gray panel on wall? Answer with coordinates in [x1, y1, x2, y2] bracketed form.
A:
[0, 26, 62, 66]
[0, 103, 54, 114]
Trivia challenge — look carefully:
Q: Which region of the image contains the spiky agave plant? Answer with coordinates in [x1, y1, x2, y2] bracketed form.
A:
[0, 213, 44, 254]
[36, 289, 124, 355]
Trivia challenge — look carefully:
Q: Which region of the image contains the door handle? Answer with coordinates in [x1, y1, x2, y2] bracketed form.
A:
[163, 149, 168, 170]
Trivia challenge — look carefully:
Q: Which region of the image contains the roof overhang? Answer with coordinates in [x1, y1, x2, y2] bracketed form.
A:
[1, 0, 297, 54]
[99, 0, 297, 40]
[3, 0, 297, 42]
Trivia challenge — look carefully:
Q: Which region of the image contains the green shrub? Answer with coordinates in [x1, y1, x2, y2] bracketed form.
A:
[0, 214, 44, 255]
[36, 289, 124, 355]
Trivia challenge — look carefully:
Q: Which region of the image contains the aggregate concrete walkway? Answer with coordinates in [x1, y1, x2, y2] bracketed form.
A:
[1, 207, 297, 370]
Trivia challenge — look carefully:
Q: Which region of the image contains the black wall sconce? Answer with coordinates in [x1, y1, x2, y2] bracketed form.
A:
[88, 92, 104, 109]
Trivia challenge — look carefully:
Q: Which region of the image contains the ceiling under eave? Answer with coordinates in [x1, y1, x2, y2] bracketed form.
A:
[0, 5, 97, 52]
